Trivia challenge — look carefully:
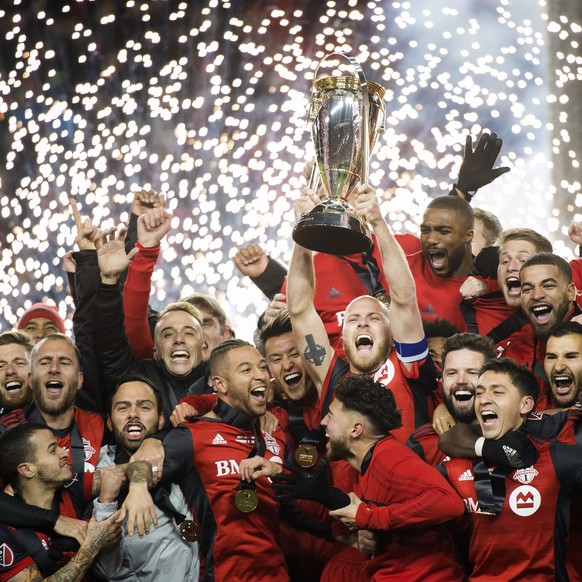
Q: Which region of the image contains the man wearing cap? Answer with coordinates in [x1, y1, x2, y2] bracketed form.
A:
[16, 302, 66, 344]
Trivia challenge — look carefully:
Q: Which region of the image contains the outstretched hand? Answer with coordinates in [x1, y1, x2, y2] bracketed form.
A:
[455, 132, 510, 197]
[95, 226, 139, 284]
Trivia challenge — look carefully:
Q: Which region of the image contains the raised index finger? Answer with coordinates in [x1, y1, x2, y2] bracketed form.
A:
[69, 198, 84, 230]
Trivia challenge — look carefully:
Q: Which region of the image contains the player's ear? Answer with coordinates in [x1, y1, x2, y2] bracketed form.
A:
[350, 421, 364, 439]
[519, 395, 535, 415]
[18, 462, 35, 480]
[212, 375, 228, 395]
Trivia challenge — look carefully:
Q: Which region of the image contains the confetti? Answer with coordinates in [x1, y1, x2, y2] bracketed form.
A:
[0, 1, 579, 338]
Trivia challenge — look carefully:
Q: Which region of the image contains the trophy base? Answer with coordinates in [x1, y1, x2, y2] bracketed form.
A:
[293, 204, 372, 255]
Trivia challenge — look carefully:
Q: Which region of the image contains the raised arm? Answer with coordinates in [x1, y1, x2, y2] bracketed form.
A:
[353, 185, 424, 370]
[123, 206, 173, 359]
[286, 190, 334, 396]
[450, 131, 510, 201]
[93, 227, 144, 380]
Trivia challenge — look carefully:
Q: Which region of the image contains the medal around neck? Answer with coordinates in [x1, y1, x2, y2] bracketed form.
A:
[293, 52, 386, 255]
[179, 519, 200, 542]
[235, 488, 259, 513]
[294, 443, 319, 469]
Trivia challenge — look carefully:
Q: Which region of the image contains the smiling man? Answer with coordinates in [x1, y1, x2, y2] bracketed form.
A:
[544, 322, 582, 409]
[0, 331, 33, 418]
[92, 373, 199, 582]
[94, 227, 207, 426]
[126, 340, 290, 581]
[407, 333, 497, 465]
[0, 423, 122, 581]
[441, 357, 582, 581]
[288, 185, 436, 443]
[520, 252, 578, 341]
[320, 375, 466, 581]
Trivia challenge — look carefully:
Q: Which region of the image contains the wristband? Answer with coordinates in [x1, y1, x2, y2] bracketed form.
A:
[474, 436, 486, 457]
[452, 183, 475, 202]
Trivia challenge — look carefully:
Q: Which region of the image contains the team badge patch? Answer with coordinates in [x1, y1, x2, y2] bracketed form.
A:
[0, 543, 14, 567]
[512, 467, 539, 484]
[373, 359, 395, 386]
[83, 438, 96, 460]
[264, 434, 280, 456]
[509, 485, 541, 517]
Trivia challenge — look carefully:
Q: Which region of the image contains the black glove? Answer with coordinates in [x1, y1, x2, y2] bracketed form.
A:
[482, 430, 538, 469]
[272, 459, 350, 510]
[453, 132, 510, 199]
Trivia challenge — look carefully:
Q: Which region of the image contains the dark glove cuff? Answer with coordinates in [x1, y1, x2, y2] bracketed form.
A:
[322, 487, 350, 510]
[452, 183, 475, 202]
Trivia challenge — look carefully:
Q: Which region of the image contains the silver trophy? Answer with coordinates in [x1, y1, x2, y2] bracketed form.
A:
[293, 53, 386, 255]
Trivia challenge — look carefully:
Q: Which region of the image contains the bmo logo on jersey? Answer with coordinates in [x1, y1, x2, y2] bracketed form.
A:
[215, 459, 240, 477]
[509, 485, 541, 517]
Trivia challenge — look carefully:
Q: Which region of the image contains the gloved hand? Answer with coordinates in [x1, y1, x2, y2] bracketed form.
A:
[482, 430, 538, 469]
[272, 459, 350, 510]
[455, 132, 510, 199]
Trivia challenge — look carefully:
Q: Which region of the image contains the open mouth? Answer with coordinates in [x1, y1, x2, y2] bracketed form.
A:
[531, 304, 552, 325]
[505, 277, 521, 297]
[250, 385, 266, 404]
[553, 374, 574, 395]
[427, 250, 447, 271]
[45, 380, 63, 396]
[170, 350, 190, 361]
[5, 380, 23, 394]
[125, 423, 145, 441]
[284, 372, 302, 389]
[355, 334, 373, 352]
[453, 389, 475, 408]
[480, 409, 498, 427]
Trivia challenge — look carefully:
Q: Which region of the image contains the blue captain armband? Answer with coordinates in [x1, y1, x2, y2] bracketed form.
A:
[393, 337, 429, 364]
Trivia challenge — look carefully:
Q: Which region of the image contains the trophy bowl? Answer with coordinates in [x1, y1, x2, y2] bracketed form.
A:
[293, 66, 386, 255]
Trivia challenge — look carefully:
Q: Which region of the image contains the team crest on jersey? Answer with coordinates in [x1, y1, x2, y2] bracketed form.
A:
[509, 485, 541, 517]
[83, 438, 96, 461]
[0, 543, 14, 567]
[373, 359, 396, 386]
[512, 467, 538, 484]
[264, 433, 280, 456]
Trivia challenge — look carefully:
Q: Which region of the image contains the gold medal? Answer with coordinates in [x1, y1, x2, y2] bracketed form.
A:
[235, 489, 259, 513]
[295, 443, 318, 468]
[179, 519, 200, 543]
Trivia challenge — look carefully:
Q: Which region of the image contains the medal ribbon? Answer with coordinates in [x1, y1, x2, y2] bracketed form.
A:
[473, 460, 510, 515]
[213, 399, 266, 494]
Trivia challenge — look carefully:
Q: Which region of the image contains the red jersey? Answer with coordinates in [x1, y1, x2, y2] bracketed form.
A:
[406, 422, 447, 466]
[442, 438, 582, 581]
[349, 436, 465, 581]
[322, 350, 434, 443]
[0, 405, 104, 502]
[162, 417, 289, 582]
[0, 491, 80, 580]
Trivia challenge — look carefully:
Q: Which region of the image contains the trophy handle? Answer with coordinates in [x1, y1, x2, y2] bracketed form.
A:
[312, 52, 371, 186]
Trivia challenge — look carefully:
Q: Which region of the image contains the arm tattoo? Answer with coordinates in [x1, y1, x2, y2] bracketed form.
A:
[91, 470, 101, 497]
[303, 334, 327, 366]
[126, 460, 152, 486]
[43, 547, 97, 582]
